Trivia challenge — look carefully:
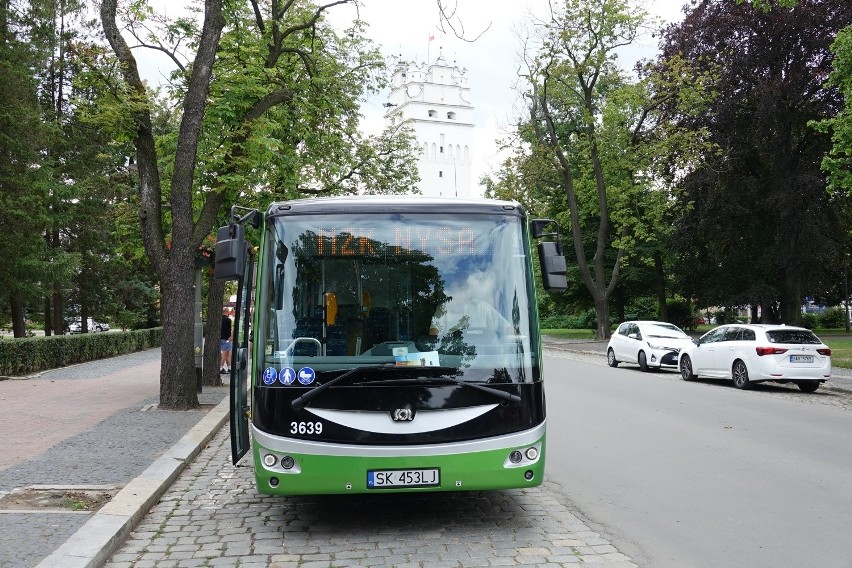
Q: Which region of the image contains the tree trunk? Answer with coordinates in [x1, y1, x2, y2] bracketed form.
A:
[10, 293, 26, 338]
[654, 251, 667, 322]
[594, 294, 610, 340]
[202, 275, 225, 387]
[780, 273, 802, 326]
[52, 288, 64, 334]
[43, 296, 52, 336]
[159, 254, 200, 409]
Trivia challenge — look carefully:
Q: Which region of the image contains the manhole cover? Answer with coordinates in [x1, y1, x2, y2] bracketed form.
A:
[0, 485, 118, 512]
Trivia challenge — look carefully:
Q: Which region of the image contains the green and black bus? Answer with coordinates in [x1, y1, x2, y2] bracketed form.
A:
[215, 196, 566, 495]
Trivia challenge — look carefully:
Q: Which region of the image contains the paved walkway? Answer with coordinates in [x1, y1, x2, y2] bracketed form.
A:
[103, 424, 636, 568]
[0, 349, 227, 568]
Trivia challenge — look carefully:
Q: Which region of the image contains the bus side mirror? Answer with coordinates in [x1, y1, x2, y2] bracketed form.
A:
[214, 224, 246, 280]
[537, 241, 567, 291]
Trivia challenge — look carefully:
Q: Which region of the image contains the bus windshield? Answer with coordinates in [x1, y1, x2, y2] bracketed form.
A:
[257, 212, 537, 383]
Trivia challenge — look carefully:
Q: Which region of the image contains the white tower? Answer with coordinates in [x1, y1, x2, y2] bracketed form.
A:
[385, 53, 474, 198]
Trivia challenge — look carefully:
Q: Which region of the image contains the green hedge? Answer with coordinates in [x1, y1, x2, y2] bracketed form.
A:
[0, 328, 163, 377]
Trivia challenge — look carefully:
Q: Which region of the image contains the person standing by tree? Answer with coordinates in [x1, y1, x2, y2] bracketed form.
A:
[220, 307, 232, 374]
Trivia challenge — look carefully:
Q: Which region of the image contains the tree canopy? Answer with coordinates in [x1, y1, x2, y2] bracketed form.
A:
[662, 0, 852, 324]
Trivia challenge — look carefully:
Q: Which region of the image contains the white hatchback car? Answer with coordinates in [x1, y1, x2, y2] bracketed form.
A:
[678, 324, 831, 392]
[607, 321, 694, 372]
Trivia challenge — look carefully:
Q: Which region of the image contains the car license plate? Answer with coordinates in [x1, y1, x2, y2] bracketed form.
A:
[367, 468, 440, 489]
[789, 355, 814, 363]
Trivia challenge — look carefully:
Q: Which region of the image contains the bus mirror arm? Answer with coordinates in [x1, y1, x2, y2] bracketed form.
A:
[229, 206, 261, 228]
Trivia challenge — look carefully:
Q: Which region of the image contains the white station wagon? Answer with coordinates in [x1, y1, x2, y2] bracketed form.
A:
[678, 324, 831, 392]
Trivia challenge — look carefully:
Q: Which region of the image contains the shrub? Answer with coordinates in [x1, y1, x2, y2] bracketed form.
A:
[819, 307, 847, 329]
[624, 297, 658, 321]
[712, 309, 738, 325]
[800, 312, 818, 330]
[0, 328, 162, 377]
[541, 308, 597, 329]
[666, 300, 694, 330]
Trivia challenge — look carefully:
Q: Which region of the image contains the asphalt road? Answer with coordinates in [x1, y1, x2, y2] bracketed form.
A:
[543, 349, 852, 568]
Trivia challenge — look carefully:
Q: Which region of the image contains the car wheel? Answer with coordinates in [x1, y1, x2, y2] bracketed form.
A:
[797, 381, 820, 393]
[638, 351, 648, 372]
[732, 360, 751, 390]
[607, 348, 619, 368]
[680, 355, 696, 381]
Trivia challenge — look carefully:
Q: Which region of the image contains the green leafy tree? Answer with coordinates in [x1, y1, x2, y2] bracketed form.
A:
[24, 0, 97, 335]
[98, 0, 419, 409]
[663, 0, 852, 324]
[815, 24, 852, 197]
[490, 0, 714, 339]
[0, 0, 71, 337]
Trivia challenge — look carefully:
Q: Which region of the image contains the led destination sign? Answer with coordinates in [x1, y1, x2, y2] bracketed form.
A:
[307, 226, 479, 258]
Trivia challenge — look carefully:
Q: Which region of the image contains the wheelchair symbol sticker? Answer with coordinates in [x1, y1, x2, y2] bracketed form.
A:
[262, 367, 278, 385]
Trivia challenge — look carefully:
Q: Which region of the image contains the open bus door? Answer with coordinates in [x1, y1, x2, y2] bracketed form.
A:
[214, 209, 260, 464]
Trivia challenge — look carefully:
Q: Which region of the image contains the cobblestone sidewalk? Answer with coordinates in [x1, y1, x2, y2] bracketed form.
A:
[103, 424, 636, 568]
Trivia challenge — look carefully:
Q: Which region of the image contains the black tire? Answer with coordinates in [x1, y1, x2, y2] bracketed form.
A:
[607, 348, 619, 368]
[638, 351, 648, 372]
[797, 381, 820, 393]
[680, 355, 696, 381]
[732, 360, 751, 390]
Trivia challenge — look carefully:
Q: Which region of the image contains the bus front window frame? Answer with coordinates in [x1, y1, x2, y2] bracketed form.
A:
[258, 213, 537, 383]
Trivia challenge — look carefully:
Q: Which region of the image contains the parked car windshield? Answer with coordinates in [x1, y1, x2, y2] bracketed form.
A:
[645, 323, 689, 339]
[766, 329, 822, 344]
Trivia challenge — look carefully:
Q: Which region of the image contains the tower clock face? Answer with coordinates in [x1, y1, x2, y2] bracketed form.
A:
[406, 84, 422, 98]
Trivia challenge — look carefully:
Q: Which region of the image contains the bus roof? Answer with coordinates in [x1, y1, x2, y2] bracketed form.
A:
[265, 196, 526, 218]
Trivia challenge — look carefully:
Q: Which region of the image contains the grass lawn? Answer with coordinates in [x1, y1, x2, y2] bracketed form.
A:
[541, 328, 597, 340]
[541, 327, 852, 369]
[816, 331, 852, 369]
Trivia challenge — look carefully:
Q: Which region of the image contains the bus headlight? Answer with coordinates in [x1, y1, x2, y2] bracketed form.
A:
[505, 444, 542, 468]
[281, 456, 295, 470]
[263, 454, 277, 467]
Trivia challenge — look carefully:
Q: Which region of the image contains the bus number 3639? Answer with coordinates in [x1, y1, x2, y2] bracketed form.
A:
[290, 421, 323, 435]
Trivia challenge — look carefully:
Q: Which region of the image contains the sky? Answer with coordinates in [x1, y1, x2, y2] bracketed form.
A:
[139, 0, 689, 194]
[327, 0, 689, 193]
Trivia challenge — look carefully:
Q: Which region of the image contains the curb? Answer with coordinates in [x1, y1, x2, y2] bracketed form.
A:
[35, 397, 230, 568]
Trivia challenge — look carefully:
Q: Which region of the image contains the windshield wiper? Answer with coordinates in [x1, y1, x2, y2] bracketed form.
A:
[356, 372, 521, 404]
[290, 363, 395, 411]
